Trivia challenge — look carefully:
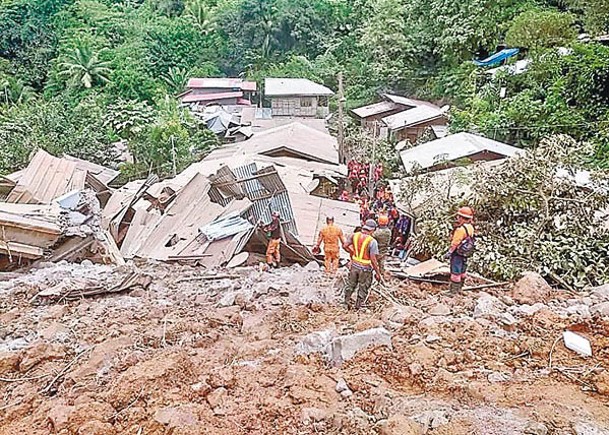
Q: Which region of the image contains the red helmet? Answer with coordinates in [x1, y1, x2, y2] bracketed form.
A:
[457, 206, 474, 219]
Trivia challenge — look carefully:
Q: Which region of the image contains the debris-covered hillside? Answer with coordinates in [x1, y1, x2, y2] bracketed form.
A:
[1, 261, 608, 434]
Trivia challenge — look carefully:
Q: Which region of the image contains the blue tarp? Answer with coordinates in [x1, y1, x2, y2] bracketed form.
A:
[473, 48, 520, 67]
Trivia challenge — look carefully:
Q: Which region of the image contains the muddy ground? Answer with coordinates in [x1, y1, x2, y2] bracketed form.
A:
[0, 261, 608, 434]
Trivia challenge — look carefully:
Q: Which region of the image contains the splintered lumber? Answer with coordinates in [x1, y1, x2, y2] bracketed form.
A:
[0, 241, 44, 259]
[177, 274, 238, 283]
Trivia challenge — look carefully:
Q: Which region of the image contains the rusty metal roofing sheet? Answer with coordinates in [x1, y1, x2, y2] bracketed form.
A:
[63, 155, 120, 184]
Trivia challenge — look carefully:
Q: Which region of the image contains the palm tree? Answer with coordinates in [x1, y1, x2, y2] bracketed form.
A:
[0, 76, 35, 105]
[162, 67, 190, 94]
[185, 0, 216, 35]
[59, 46, 112, 89]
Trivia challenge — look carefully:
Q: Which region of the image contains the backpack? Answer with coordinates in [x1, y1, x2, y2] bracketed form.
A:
[456, 225, 475, 257]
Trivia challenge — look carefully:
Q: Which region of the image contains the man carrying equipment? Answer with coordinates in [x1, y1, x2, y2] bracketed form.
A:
[444, 206, 475, 293]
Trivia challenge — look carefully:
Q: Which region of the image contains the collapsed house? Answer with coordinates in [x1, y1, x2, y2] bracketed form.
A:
[0, 150, 123, 270]
[102, 122, 359, 267]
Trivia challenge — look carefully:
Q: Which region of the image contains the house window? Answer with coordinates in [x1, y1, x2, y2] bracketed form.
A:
[318, 96, 328, 106]
[301, 98, 313, 107]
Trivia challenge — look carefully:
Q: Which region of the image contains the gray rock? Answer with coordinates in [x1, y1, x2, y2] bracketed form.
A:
[302, 407, 328, 424]
[524, 421, 549, 435]
[304, 261, 320, 272]
[217, 292, 236, 307]
[425, 334, 442, 344]
[413, 410, 450, 430]
[418, 316, 451, 327]
[590, 302, 609, 317]
[487, 372, 511, 383]
[340, 389, 353, 398]
[295, 329, 336, 355]
[499, 312, 518, 326]
[335, 378, 350, 393]
[325, 327, 392, 366]
[566, 304, 591, 317]
[473, 294, 507, 319]
[511, 303, 546, 317]
[590, 284, 609, 301]
[573, 421, 609, 435]
[428, 303, 451, 316]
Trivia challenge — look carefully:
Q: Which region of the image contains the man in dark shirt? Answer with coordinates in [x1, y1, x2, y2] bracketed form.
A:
[263, 211, 282, 267]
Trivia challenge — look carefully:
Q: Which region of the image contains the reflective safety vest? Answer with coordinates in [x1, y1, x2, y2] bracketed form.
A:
[352, 232, 373, 266]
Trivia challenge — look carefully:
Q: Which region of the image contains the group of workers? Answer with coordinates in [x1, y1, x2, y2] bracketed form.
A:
[263, 205, 476, 311]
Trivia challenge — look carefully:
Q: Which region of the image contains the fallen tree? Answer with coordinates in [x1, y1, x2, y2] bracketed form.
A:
[399, 135, 609, 289]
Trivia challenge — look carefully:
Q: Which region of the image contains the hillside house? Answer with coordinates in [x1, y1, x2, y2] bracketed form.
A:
[265, 78, 334, 118]
[382, 105, 447, 143]
[351, 94, 443, 139]
[399, 132, 522, 173]
[180, 78, 257, 108]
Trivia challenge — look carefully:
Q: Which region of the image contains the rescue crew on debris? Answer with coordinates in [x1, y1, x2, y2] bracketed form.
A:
[444, 206, 475, 293]
[313, 216, 346, 274]
[262, 211, 282, 268]
[343, 219, 383, 310]
[374, 214, 392, 276]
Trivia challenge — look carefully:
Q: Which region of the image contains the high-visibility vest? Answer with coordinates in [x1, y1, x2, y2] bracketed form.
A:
[352, 232, 373, 266]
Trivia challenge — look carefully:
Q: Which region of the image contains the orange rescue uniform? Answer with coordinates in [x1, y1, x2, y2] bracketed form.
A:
[317, 224, 345, 273]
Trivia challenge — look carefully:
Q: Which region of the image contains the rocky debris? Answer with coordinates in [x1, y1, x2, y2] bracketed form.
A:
[380, 415, 422, 435]
[524, 421, 549, 435]
[511, 303, 547, 317]
[18, 342, 65, 372]
[0, 352, 20, 375]
[428, 303, 451, 316]
[295, 329, 336, 355]
[206, 387, 227, 414]
[424, 334, 441, 344]
[567, 304, 591, 317]
[473, 293, 507, 319]
[325, 327, 392, 366]
[573, 421, 609, 435]
[301, 407, 328, 424]
[381, 306, 423, 329]
[413, 409, 450, 431]
[488, 372, 511, 383]
[335, 378, 353, 398]
[590, 302, 609, 317]
[512, 272, 552, 304]
[154, 405, 199, 428]
[590, 284, 609, 301]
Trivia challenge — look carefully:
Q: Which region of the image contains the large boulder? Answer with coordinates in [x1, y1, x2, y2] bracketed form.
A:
[473, 294, 507, 319]
[512, 272, 552, 304]
[325, 327, 392, 366]
[590, 302, 609, 318]
[590, 284, 609, 301]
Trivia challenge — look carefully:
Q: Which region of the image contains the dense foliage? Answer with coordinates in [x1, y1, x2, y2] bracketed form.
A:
[1, 0, 609, 174]
[400, 135, 609, 289]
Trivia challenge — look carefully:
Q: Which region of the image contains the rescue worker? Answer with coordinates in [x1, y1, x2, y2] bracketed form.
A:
[343, 219, 382, 310]
[445, 206, 475, 292]
[314, 216, 346, 274]
[374, 214, 392, 275]
[262, 211, 282, 268]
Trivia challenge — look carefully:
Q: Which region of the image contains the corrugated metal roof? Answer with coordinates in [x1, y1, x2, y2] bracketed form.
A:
[383, 94, 440, 109]
[210, 122, 338, 165]
[6, 150, 87, 204]
[63, 155, 119, 184]
[382, 106, 446, 131]
[186, 78, 257, 91]
[351, 101, 398, 119]
[399, 132, 522, 172]
[182, 91, 243, 103]
[265, 78, 334, 97]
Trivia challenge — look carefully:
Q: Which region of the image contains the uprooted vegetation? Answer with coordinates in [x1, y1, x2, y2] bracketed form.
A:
[400, 135, 609, 289]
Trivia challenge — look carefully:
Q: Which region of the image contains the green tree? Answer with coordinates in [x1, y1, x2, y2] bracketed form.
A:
[506, 9, 576, 50]
[59, 45, 112, 89]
